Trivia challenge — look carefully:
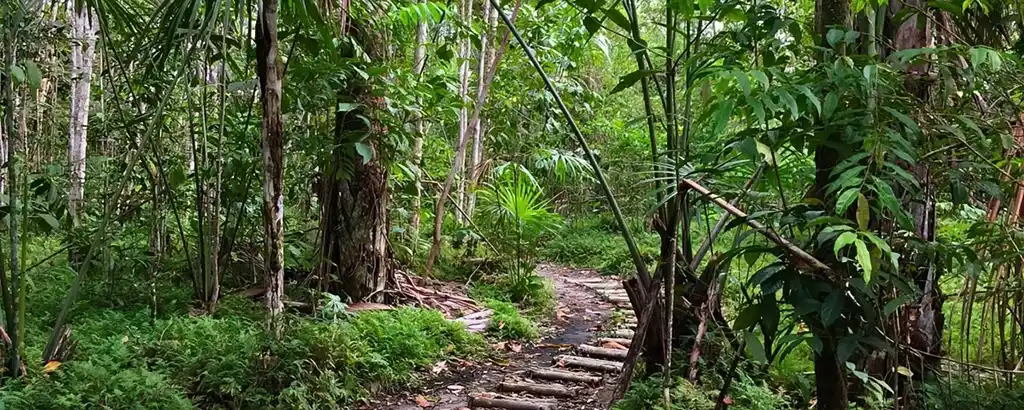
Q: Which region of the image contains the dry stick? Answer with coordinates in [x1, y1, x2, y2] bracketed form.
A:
[680, 178, 831, 274]
[489, 0, 651, 285]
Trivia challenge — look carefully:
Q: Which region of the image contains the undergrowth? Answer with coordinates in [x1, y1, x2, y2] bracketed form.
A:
[541, 216, 658, 276]
[1, 296, 485, 409]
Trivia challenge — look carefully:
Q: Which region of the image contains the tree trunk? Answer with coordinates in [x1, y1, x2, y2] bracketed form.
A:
[256, 0, 285, 338]
[812, 0, 852, 407]
[409, 0, 428, 238]
[318, 17, 392, 303]
[453, 0, 472, 225]
[465, 0, 498, 221]
[67, 3, 98, 226]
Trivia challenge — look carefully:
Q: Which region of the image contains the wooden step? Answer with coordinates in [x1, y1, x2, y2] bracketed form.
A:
[527, 368, 602, 385]
[610, 329, 634, 339]
[553, 355, 623, 373]
[470, 393, 557, 410]
[498, 381, 575, 398]
[578, 344, 628, 360]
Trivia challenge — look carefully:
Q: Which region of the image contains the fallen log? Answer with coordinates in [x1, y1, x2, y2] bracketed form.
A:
[527, 368, 602, 385]
[553, 355, 622, 373]
[498, 381, 575, 398]
[470, 394, 557, 410]
[578, 344, 628, 360]
[611, 330, 634, 339]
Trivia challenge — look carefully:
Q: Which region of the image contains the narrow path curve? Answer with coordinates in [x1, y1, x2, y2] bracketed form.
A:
[366, 264, 636, 410]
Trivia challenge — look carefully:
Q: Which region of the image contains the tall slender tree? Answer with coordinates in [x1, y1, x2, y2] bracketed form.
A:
[67, 1, 99, 227]
[256, 0, 285, 337]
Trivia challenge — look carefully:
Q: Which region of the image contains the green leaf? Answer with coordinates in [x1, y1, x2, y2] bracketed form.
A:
[168, 166, 187, 188]
[884, 293, 915, 315]
[610, 70, 659, 94]
[750, 263, 785, 285]
[862, 64, 877, 83]
[882, 107, 921, 136]
[796, 85, 821, 115]
[745, 331, 768, 364]
[969, 47, 986, 69]
[755, 140, 775, 166]
[820, 291, 843, 327]
[750, 70, 770, 88]
[9, 65, 25, 83]
[733, 71, 751, 97]
[896, 366, 914, 377]
[24, 60, 41, 90]
[355, 142, 373, 164]
[713, 101, 734, 136]
[823, 91, 839, 119]
[777, 89, 799, 119]
[38, 213, 60, 230]
[826, 28, 845, 47]
[856, 193, 870, 231]
[833, 231, 857, 256]
[988, 49, 1002, 71]
[836, 188, 859, 214]
[583, 15, 602, 35]
[733, 303, 761, 330]
[855, 238, 873, 283]
[837, 336, 859, 363]
[603, 8, 631, 32]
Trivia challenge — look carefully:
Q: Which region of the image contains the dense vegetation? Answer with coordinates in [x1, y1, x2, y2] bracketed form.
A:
[1, 0, 1024, 408]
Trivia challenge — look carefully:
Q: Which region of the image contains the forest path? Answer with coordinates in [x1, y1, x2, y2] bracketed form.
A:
[363, 263, 636, 410]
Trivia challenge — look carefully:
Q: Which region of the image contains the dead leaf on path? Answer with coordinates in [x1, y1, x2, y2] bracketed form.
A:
[509, 341, 522, 352]
[414, 395, 432, 407]
[431, 361, 447, 374]
[447, 385, 465, 393]
[602, 341, 628, 350]
[493, 341, 507, 351]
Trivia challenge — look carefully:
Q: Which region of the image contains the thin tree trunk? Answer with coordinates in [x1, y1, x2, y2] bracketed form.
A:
[67, 3, 98, 226]
[256, 0, 285, 338]
[409, 0, 428, 239]
[426, 0, 522, 272]
[1, 4, 20, 376]
[465, 0, 498, 221]
[453, 0, 472, 224]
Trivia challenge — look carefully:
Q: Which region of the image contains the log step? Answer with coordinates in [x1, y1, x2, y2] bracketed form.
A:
[578, 344, 628, 360]
[498, 381, 575, 398]
[527, 368, 603, 385]
[470, 394, 558, 410]
[553, 355, 623, 373]
[597, 337, 632, 347]
[610, 329, 635, 339]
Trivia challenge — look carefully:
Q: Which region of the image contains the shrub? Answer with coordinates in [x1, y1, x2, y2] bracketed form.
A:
[483, 300, 539, 341]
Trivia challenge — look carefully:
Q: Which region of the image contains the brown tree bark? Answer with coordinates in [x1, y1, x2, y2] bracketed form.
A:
[256, 0, 285, 338]
[317, 15, 392, 303]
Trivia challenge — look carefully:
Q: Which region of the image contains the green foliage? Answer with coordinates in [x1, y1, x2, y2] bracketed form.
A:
[922, 379, 1024, 410]
[482, 300, 539, 341]
[541, 216, 658, 275]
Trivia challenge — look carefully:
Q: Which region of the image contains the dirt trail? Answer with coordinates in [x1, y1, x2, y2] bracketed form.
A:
[364, 264, 636, 410]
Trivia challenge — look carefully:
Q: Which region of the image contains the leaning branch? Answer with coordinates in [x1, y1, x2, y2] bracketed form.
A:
[679, 178, 832, 274]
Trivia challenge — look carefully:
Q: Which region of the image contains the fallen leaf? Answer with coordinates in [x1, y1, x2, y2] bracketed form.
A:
[42, 361, 61, 374]
[447, 385, 464, 393]
[431, 361, 447, 374]
[493, 341, 507, 351]
[723, 396, 734, 405]
[509, 341, 522, 353]
[414, 395, 432, 407]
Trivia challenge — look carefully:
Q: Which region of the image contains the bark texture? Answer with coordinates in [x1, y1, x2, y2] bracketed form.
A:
[67, 3, 99, 224]
[256, 0, 285, 337]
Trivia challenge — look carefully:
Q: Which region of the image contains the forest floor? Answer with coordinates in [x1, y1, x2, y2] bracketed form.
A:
[361, 263, 632, 410]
